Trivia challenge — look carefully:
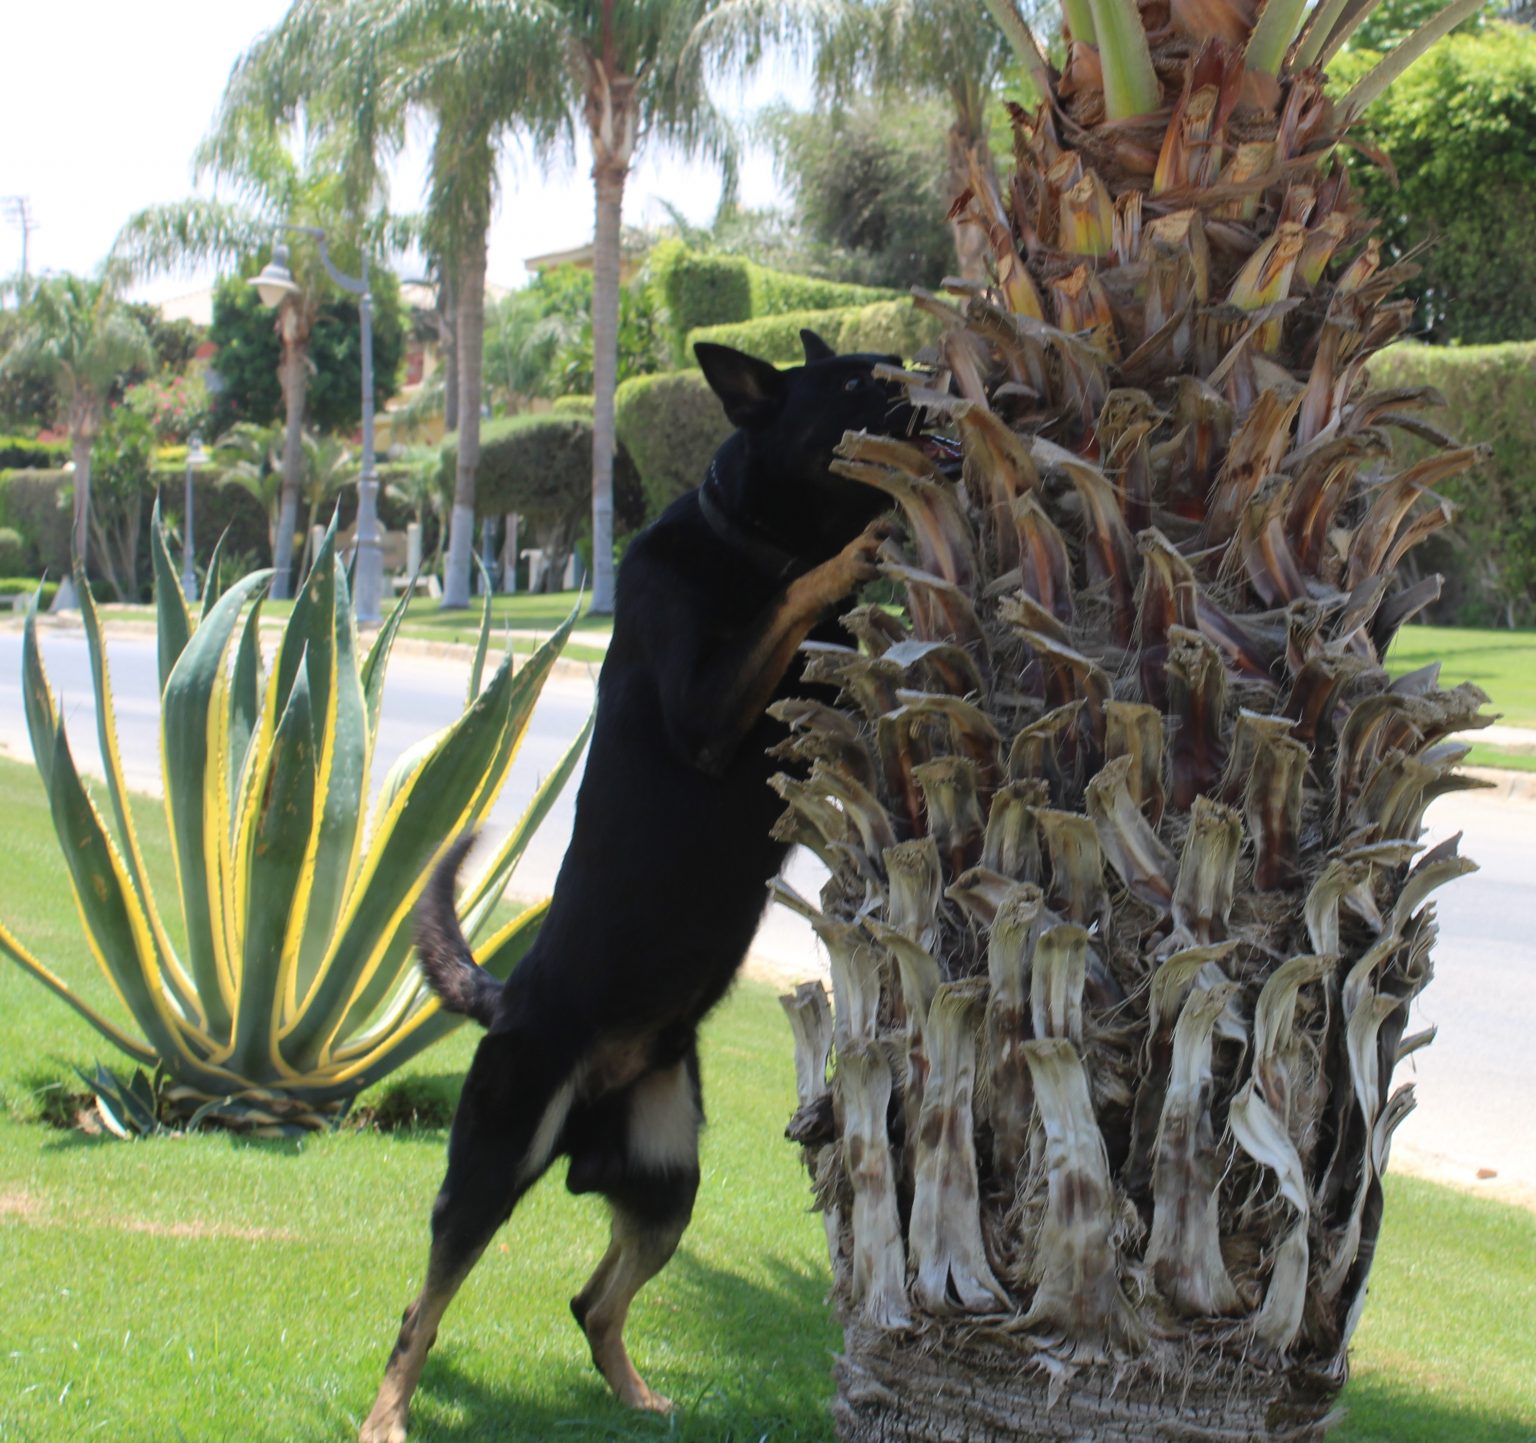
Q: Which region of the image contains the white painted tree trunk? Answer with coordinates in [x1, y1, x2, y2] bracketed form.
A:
[441, 228, 487, 610]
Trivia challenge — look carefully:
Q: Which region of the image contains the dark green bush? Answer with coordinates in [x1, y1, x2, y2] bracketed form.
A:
[441, 412, 643, 533]
[614, 371, 733, 518]
[1370, 341, 1536, 627]
[0, 435, 68, 470]
[687, 300, 939, 367]
[152, 466, 271, 568]
[0, 527, 25, 574]
[1340, 26, 1536, 344]
[0, 578, 59, 605]
[650, 240, 755, 364]
[0, 469, 72, 576]
[747, 265, 896, 317]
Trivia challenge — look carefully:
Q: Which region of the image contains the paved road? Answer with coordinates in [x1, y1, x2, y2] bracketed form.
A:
[1, 627, 1531, 1204]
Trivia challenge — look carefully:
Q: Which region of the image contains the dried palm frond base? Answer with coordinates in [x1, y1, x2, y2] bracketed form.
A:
[836, 1322, 1340, 1443]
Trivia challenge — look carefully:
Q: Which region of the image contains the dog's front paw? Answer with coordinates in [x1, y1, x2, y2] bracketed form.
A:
[812, 518, 896, 603]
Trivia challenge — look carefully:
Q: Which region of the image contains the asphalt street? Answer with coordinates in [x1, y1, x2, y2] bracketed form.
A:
[0, 626, 1530, 1205]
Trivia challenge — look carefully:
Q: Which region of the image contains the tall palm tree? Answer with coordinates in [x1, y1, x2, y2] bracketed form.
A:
[532, 0, 779, 614]
[195, 0, 566, 610]
[0, 274, 154, 601]
[110, 60, 399, 601]
[773, 0, 1492, 1436]
[798, 0, 1019, 280]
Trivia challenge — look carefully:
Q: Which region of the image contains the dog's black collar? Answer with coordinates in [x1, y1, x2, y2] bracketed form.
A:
[698, 462, 805, 583]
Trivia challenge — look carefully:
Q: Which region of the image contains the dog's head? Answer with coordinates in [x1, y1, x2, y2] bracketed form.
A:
[695, 330, 919, 551]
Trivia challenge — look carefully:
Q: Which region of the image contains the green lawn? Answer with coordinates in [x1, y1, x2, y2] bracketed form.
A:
[1387, 625, 1536, 729]
[2, 748, 1534, 1440]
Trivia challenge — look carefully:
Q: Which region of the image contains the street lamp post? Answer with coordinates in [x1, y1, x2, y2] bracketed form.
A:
[181, 434, 209, 601]
[251, 227, 385, 623]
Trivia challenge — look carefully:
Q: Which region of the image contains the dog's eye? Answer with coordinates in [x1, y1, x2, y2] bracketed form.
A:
[843, 376, 864, 392]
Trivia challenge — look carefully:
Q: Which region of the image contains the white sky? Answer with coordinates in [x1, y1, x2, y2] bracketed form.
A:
[0, 0, 811, 304]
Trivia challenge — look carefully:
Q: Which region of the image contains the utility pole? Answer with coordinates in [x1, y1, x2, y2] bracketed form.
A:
[2, 197, 37, 302]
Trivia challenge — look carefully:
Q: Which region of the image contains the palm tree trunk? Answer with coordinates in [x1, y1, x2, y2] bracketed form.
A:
[441, 228, 486, 610]
[834, 1323, 1338, 1442]
[439, 271, 459, 434]
[589, 156, 625, 613]
[271, 303, 308, 602]
[69, 430, 93, 575]
[945, 124, 993, 283]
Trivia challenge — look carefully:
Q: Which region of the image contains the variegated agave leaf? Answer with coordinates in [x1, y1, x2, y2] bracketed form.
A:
[0, 516, 586, 1131]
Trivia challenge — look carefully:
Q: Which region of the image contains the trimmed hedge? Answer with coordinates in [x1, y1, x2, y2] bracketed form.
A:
[747, 266, 896, 318]
[651, 241, 755, 365]
[0, 578, 60, 606]
[649, 241, 900, 366]
[0, 435, 68, 470]
[0, 528, 25, 574]
[0, 469, 71, 575]
[441, 413, 644, 534]
[686, 300, 941, 367]
[614, 371, 733, 518]
[549, 395, 596, 417]
[1370, 341, 1536, 627]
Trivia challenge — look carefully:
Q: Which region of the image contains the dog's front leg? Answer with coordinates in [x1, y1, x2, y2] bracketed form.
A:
[689, 518, 891, 776]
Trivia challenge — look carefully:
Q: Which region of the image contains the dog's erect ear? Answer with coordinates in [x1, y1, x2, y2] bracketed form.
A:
[800, 329, 836, 363]
[694, 342, 787, 428]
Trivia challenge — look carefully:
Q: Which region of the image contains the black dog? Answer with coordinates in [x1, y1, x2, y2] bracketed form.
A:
[359, 331, 917, 1442]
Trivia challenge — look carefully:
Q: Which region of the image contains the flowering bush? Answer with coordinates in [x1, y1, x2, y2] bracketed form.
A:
[125, 371, 210, 443]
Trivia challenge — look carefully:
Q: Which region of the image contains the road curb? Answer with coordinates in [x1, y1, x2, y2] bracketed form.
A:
[1, 614, 604, 687]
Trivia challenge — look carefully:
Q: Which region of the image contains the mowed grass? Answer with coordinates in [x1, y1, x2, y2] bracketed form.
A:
[2, 761, 1535, 1441]
[1387, 624, 1536, 729]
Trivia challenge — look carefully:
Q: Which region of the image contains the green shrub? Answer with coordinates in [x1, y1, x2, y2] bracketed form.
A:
[833, 300, 941, 361]
[747, 263, 897, 317]
[650, 239, 754, 363]
[0, 578, 59, 605]
[1369, 341, 1536, 626]
[549, 394, 595, 417]
[151, 466, 272, 568]
[440, 414, 643, 567]
[0, 529, 28, 574]
[0, 434, 67, 470]
[1, 469, 72, 576]
[614, 370, 733, 518]
[687, 300, 940, 367]
[1337, 26, 1536, 344]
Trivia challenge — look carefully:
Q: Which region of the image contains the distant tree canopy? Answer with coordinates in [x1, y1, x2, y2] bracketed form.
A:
[762, 97, 956, 291]
[1339, 22, 1536, 343]
[482, 263, 665, 408]
[206, 267, 405, 435]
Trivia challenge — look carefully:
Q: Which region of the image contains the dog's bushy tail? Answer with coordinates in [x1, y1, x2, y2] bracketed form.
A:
[415, 834, 502, 1028]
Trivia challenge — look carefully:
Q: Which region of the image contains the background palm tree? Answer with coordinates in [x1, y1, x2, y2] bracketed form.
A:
[214, 420, 283, 556]
[296, 430, 360, 579]
[0, 274, 154, 601]
[798, 0, 1021, 281]
[196, 0, 565, 609]
[110, 68, 401, 601]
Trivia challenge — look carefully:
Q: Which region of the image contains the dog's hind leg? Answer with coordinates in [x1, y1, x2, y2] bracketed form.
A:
[360, 1028, 577, 1443]
[568, 1053, 703, 1412]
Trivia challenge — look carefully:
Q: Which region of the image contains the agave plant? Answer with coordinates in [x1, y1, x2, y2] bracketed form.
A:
[774, 1, 1491, 1437]
[0, 512, 589, 1134]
